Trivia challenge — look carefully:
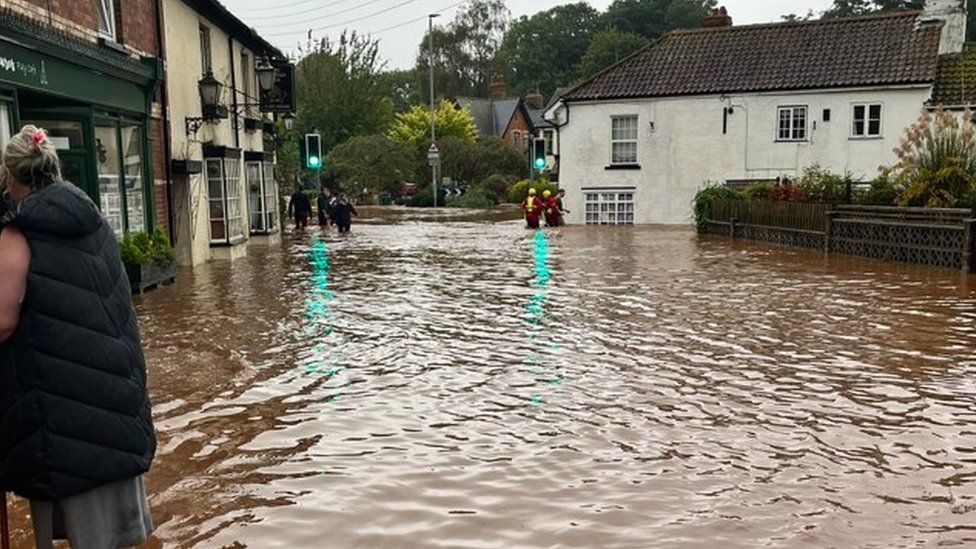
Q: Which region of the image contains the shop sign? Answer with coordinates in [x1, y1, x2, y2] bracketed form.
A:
[259, 63, 296, 114]
[0, 39, 146, 113]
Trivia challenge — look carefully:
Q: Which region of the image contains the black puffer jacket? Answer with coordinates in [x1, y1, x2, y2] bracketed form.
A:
[0, 182, 156, 501]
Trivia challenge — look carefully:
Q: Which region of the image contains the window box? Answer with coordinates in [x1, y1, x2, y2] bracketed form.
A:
[171, 159, 203, 175]
[125, 260, 177, 295]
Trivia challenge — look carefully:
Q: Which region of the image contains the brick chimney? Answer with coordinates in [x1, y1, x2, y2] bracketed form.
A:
[489, 75, 507, 101]
[703, 6, 732, 28]
[524, 89, 544, 110]
[921, 0, 967, 54]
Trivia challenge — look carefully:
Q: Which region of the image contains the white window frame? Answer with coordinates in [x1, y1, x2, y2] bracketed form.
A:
[263, 162, 278, 232]
[206, 158, 245, 245]
[777, 106, 808, 142]
[94, 0, 116, 40]
[610, 115, 638, 165]
[584, 190, 635, 225]
[851, 103, 883, 138]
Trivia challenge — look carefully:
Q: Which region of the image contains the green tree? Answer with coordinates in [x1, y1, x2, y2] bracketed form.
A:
[580, 27, 650, 78]
[601, 0, 715, 40]
[388, 100, 477, 147]
[820, 0, 922, 17]
[416, 0, 510, 101]
[497, 3, 602, 97]
[380, 69, 423, 114]
[293, 32, 393, 151]
[438, 136, 525, 189]
[325, 134, 417, 199]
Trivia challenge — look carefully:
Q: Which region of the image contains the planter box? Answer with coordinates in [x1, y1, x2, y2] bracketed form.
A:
[125, 261, 177, 295]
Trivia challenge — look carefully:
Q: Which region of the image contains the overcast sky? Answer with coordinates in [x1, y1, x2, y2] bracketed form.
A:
[221, 0, 836, 69]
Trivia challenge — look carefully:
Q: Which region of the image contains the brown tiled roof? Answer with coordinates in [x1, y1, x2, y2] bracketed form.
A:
[565, 11, 941, 102]
[930, 44, 976, 105]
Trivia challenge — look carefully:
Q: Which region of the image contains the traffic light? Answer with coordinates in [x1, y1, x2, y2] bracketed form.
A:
[532, 138, 547, 173]
[304, 133, 322, 170]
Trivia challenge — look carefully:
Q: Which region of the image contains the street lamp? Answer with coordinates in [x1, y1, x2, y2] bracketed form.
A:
[428, 13, 441, 208]
[198, 72, 223, 111]
[186, 72, 224, 137]
[283, 112, 295, 132]
[256, 58, 276, 93]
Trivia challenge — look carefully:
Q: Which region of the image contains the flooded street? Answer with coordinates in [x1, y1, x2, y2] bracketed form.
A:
[16, 208, 976, 548]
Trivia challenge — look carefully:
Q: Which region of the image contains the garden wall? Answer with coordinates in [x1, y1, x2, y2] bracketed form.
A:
[702, 201, 976, 272]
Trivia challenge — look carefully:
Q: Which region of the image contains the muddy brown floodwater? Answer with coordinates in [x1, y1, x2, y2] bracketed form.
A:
[9, 207, 976, 548]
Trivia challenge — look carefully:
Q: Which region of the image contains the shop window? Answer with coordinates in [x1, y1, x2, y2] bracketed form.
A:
[0, 104, 11, 152]
[95, 124, 123, 237]
[94, 0, 116, 40]
[207, 158, 245, 244]
[95, 119, 149, 236]
[584, 190, 635, 225]
[122, 126, 146, 234]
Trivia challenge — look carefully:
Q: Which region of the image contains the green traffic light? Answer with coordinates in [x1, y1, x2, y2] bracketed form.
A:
[308, 156, 321, 168]
[534, 158, 545, 170]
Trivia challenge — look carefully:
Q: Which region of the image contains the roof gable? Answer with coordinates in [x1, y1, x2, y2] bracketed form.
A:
[566, 11, 941, 102]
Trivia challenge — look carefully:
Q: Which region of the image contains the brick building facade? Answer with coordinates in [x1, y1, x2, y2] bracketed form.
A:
[0, 0, 166, 236]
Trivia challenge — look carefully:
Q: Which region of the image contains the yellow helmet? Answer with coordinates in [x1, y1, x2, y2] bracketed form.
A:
[528, 188, 537, 196]
[543, 190, 552, 198]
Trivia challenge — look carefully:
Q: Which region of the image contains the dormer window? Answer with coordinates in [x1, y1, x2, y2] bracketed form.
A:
[94, 0, 116, 40]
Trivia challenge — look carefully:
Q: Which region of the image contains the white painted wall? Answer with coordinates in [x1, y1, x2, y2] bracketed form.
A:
[556, 86, 933, 225]
[163, 0, 272, 266]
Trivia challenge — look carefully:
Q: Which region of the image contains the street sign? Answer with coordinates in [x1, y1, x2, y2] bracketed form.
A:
[427, 143, 440, 166]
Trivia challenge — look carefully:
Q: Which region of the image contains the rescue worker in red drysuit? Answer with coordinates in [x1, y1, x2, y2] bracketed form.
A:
[521, 188, 544, 229]
[542, 189, 561, 227]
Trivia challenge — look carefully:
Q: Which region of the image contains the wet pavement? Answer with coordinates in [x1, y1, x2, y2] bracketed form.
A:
[10, 207, 976, 548]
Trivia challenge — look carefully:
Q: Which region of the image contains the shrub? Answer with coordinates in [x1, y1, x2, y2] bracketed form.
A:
[885, 108, 976, 207]
[854, 175, 900, 206]
[446, 185, 498, 209]
[796, 165, 854, 203]
[120, 228, 175, 266]
[742, 182, 774, 201]
[479, 174, 516, 200]
[507, 179, 558, 204]
[405, 187, 434, 208]
[771, 184, 805, 202]
[693, 184, 741, 232]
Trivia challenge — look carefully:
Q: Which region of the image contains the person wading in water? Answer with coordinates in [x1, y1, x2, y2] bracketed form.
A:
[521, 188, 543, 229]
[0, 126, 156, 548]
[288, 187, 312, 231]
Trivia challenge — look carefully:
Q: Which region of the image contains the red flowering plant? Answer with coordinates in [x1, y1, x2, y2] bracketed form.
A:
[771, 182, 805, 202]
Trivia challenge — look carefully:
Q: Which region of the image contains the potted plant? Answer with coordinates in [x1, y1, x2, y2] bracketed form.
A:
[121, 228, 177, 294]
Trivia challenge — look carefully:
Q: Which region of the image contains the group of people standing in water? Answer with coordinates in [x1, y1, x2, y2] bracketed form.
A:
[288, 187, 358, 234]
[521, 188, 569, 229]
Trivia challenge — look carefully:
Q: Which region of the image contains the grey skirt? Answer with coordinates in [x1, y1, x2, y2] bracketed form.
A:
[30, 476, 153, 549]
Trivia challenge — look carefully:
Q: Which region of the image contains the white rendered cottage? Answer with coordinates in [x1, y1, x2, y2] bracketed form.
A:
[546, 1, 968, 225]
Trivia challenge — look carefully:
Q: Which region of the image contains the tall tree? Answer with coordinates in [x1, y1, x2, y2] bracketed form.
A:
[497, 3, 602, 98]
[325, 134, 417, 198]
[416, 0, 510, 101]
[580, 27, 650, 79]
[601, 0, 716, 40]
[387, 100, 478, 148]
[293, 31, 393, 151]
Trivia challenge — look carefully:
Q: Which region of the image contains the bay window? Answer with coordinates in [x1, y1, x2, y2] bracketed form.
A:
[207, 157, 245, 244]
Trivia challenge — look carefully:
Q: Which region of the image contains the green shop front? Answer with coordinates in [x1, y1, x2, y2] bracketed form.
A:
[0, 15, 159, 236]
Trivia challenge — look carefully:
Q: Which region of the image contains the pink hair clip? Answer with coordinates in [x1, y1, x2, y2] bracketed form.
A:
[30, 132, 46, 146]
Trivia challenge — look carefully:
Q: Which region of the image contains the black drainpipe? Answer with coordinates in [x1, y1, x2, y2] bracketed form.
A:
[154, 0, 176, 243]
[228, 36, 240, 149]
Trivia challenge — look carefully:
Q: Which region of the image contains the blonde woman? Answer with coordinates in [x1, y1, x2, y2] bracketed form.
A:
[0, 126, 155, 548]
